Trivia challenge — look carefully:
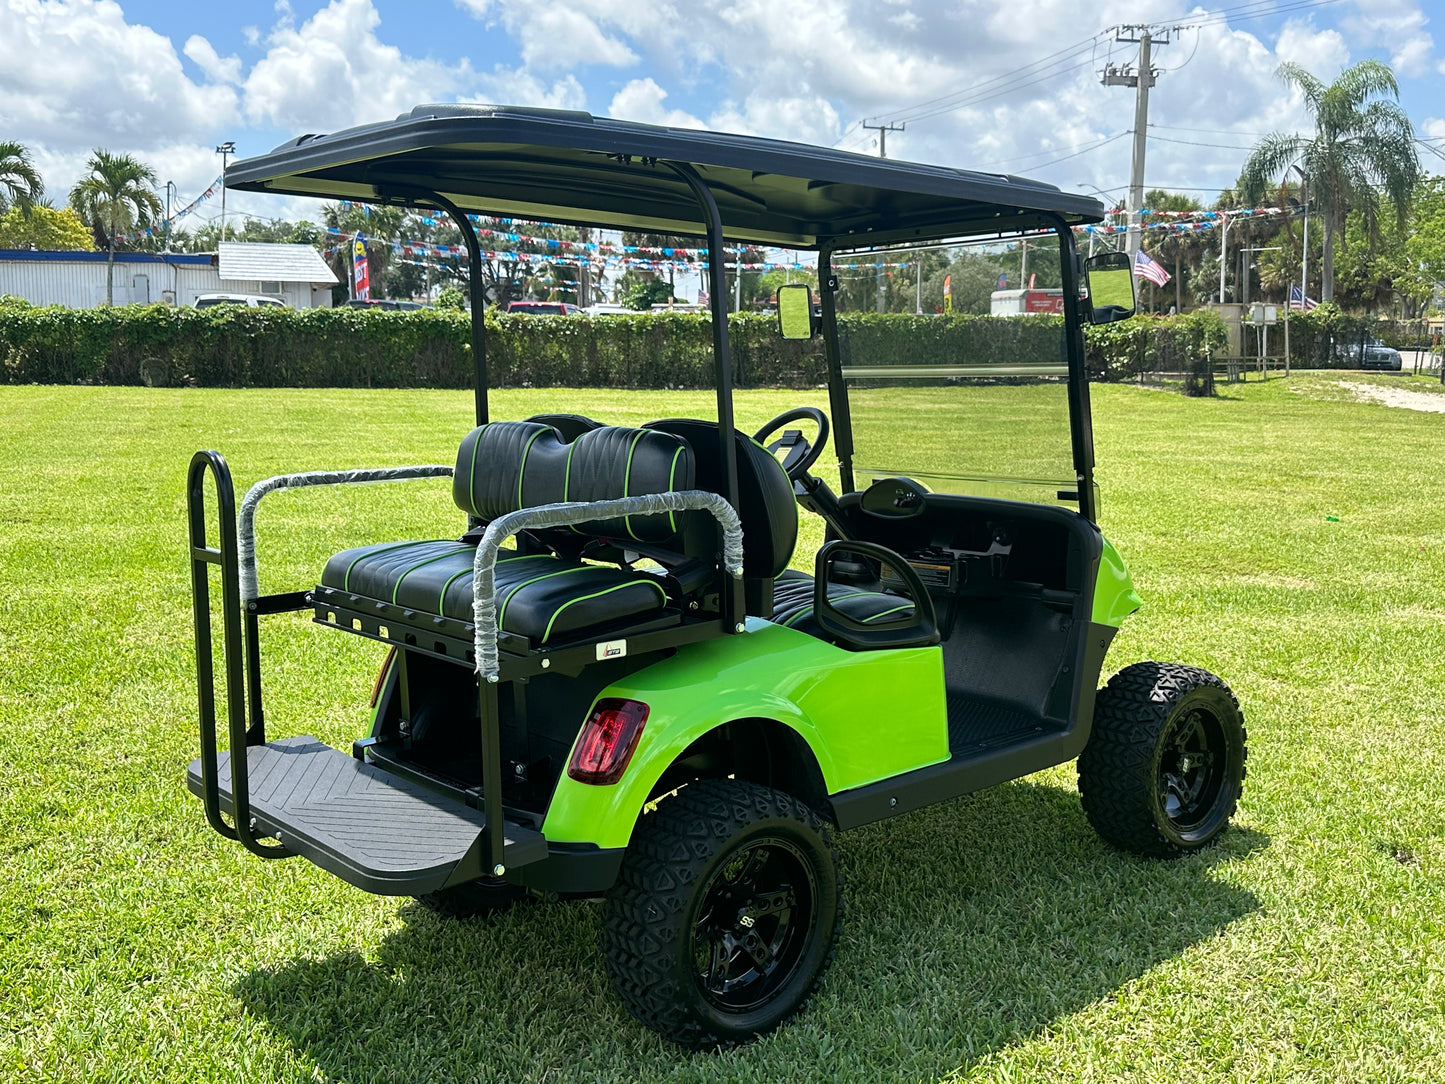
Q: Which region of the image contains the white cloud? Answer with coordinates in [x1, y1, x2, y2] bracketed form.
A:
[1341, 0, 1434, 78]
[184, 35, 243, 85]
[459, 0, 661, 70]
[708, 95, 841, 146]
[0, 0, 238, 188]
[1423, 117, 1445, 140]
[1274, 21, 1349, 75]
[469, 70, 586, 111]
[608, 79, 705, 129]
[243, 0, 474, 130]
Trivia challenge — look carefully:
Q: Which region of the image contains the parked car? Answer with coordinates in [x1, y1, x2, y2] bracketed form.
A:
[1337, 336, 1403, 371]
[193, 292, 287, 309]
[505, 300, 580, 315]
[343, 298, 428, 311]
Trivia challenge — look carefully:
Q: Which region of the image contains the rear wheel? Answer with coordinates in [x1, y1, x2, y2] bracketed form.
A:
[601, 779, 841, 1049]
[1078, 661, 1247, 858]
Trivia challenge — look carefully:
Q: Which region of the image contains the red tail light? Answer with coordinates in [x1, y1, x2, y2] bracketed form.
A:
[568, 699, 650, 785]
[370, 647, 397, 708]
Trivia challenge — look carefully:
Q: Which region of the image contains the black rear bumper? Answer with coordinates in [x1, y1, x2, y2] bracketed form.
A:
[185, 736, 628, 897]
[186, 736, 548, 896]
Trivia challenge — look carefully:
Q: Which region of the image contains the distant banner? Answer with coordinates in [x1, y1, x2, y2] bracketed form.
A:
[352, 236, 369, 300]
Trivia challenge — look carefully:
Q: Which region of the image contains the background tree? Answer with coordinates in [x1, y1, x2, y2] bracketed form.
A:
[1404, 176, 1445, 310]
[1141, 189, 1203, 312]
[0, 141, 44, 216]
[171, 216, 319, 253]
[67, 150, 162, 305]
[0, 204, 94, 250]
[322, 203, 405, 300]
[1238, 59, 1419, 303]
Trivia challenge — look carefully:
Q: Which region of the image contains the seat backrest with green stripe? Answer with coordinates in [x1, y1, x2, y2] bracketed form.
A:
[453, 421, 696, 545]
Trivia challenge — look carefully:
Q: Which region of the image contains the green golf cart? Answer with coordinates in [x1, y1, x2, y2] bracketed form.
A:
[186, 105, 1246, 1049]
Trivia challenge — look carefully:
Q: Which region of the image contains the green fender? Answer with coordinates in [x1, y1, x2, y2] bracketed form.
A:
[1093, 536, 1142, 628]
[541, 618, 949, 849]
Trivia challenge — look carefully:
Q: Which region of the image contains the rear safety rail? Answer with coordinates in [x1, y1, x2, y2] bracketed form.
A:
[186, 450, 291, 860]
[469, 490, 745, 681]
[237, 465, 456, 602]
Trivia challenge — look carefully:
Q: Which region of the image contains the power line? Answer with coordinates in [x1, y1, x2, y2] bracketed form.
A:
[859, 0, 1345, 135]
[1148, 133, 1258, 150]
[870, 31, 1108, 128]
[1149, 123, 1271, 137]
[977, 131, 1131, 171]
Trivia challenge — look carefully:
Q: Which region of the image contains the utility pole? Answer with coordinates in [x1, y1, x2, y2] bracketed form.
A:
[215, 141, 236, 244]
[863, 119, 905, 160]
[864, 119, 904, 312]
[1102, 26, 1172, 257]
[163, 181, 177, 252]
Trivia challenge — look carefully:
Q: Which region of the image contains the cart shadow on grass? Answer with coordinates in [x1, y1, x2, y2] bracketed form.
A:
[233, 779, 1265, 1082]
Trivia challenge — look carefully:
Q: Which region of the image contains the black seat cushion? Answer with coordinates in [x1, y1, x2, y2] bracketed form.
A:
[771, 569, 914, 641]
[321, 540, 669, 644]
[452, 421, 695, 545]
[645, 419, 797, 578]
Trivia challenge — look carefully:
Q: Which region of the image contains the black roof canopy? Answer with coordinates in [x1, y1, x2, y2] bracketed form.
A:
[226, 104, 1105, 249]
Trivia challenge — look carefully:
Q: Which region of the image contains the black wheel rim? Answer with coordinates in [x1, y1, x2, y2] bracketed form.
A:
[691, 837, 817, 1013]
[1157, 705, 1228, 835]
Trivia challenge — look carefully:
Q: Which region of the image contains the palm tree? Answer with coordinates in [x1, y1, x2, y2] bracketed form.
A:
[1238, 60, 1418, 303]
[0, 141, 45, 215]
[68, 150, 162, 305]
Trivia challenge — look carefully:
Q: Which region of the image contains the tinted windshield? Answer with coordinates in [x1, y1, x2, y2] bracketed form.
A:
[833, 229, 1076, 506]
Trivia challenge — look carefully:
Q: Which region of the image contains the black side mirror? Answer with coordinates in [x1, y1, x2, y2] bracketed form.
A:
[1084, 251, 1137, 325]
[777, 283, 816, 339]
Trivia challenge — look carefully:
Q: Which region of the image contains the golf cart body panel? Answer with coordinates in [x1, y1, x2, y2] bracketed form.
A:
[541, 619, 950, 850]
[1094, 538, 1143, 627]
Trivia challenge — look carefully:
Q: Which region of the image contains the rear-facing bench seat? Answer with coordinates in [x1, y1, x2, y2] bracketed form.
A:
[313, 419, 702, 651]
[319, 543, 670, 645]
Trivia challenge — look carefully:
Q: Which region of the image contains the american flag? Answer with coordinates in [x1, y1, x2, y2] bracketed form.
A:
[1289, 285, 1317, 311]
[1133, 249, 1171, 286]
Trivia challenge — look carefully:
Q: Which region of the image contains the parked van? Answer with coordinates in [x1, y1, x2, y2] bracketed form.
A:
[194, 293, 288, 309]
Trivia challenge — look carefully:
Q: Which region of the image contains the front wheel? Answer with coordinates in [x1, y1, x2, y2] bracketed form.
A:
[1078, 662, 1247, 858]
[601, 779, 841, 1049]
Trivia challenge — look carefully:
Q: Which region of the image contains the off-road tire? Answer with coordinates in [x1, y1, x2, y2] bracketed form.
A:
[1078, 661, 1247, 858]
[601, 779, 841, 1049]
[415, 877, 529, 919]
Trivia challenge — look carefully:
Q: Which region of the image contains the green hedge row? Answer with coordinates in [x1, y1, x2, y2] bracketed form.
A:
[0, 297, 1225, 390]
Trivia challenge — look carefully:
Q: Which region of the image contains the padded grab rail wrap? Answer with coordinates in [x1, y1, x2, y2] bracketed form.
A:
[473, 491, 744, 681]
[238, 466, 455, 601]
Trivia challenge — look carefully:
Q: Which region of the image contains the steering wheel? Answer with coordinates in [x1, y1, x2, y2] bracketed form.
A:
[753, 407, 829, 483]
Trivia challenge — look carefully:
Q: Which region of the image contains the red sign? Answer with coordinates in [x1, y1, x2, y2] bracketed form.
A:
[1022, 290, 1065, 314]
[352, 236, 369, 300]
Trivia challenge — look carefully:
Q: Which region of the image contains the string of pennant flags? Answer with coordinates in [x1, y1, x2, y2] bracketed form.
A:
[1079, 203, 1305, 237]
[324, 231, 915, 273]
[113, 176, 224, 245]
[115, 188, 1301, 253]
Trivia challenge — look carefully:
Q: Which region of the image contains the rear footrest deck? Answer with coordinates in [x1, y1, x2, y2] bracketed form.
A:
[186, 736, 547, 895]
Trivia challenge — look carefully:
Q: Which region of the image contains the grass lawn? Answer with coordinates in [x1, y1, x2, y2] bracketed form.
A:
[2, 377, 1443, 1082]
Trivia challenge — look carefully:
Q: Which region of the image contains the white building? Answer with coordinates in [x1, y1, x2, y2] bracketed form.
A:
[215, 242, 338, 308]
[0, 242, 337, 308]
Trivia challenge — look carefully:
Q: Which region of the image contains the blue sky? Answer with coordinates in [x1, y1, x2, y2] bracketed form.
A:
[3, 0, 1443, 232]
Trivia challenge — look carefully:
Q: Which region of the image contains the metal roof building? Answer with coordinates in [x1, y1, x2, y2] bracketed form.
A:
[0, 243, 337, 309]
[216, 242, 337, 308]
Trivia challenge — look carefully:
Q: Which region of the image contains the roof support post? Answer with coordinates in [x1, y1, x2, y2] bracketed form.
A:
[421, 191, 489, 427]
[817, 246, 855, 495]
[664, 161, 743, 631]
[1049, 216, 1098, 522]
